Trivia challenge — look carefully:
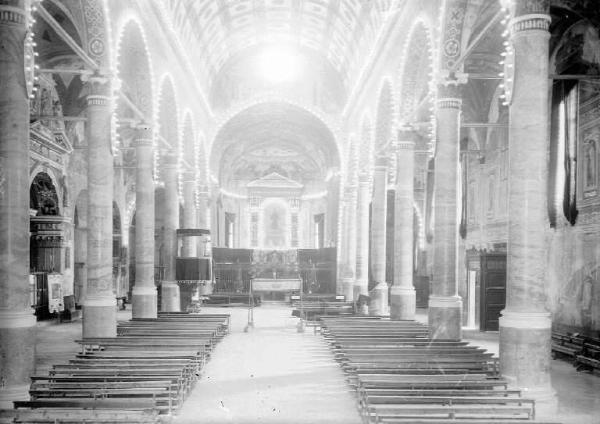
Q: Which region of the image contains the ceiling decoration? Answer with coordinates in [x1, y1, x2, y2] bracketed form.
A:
[165, 0, 391, 92]
[211, 102, 339, 188]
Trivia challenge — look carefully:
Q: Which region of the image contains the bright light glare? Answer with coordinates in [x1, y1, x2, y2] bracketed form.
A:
[257, 46, 301, 83]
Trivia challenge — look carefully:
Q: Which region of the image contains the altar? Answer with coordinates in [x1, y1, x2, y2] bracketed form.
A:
[252, 278, 302, 302]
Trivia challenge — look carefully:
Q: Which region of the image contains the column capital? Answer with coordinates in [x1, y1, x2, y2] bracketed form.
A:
[358, 171, 370, 183]
[134, 123, 153, 147]
[395, 140, 415, 151]
[343, 184, 357, 196]
[374, 154, 389, 168]
[84, 72, 112, 99]
[182, 171, 196, 183]
[0, 5, 27, 27]
[163, 152, 178, 168]
[436, 97, 462, 110]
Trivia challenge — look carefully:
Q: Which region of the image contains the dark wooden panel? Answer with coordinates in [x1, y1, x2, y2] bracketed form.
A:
[480, 252, 506, 332]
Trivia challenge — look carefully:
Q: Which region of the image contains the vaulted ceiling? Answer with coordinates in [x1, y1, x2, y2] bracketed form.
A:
[166, 0, 391, 102]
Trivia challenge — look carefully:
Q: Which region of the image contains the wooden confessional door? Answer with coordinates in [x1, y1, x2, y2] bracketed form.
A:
[480, 252, 506, 331]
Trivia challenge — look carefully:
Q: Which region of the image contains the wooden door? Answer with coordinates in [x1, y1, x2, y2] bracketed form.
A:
[480, 252, 506, 331]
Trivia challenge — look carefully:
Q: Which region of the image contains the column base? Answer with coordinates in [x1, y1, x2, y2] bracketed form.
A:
[0, 310, 36, 408]
[131, 285, 157, 318]
[369, 282, 389, 316]
[353, 282, 369, 315]
[428, 295, 462, 340]
[161, 281, 181, 312]
[499, 310, 557, 418]
[340, 277, 355, 302]
[83, 296, 116, 338]
[352, 281, 368, 299]
[390, 286, 416, 320]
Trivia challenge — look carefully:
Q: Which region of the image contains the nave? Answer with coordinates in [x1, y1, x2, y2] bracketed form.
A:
[9, 305, 599, 424]
[1, 1, 600, 422]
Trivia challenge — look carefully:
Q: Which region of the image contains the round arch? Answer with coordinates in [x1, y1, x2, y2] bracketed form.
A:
[396, 18, 436, 127]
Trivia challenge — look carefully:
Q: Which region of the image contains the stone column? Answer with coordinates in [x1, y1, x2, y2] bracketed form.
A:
[369, 156, 388, 315]
[354, 175, 370, 299]
[428, 91, 463, 340]
[82, 74, 116, 338]
[181, 172, 197, 257]
[499, 1, 555, 412]
[390, 129, 416, 320]
[340, 185, 357, 301]
[131, 124, 157, 318]
[197, 186, 210, 230]
[161, 153, 180, 312]
[0, 3, 36, 406]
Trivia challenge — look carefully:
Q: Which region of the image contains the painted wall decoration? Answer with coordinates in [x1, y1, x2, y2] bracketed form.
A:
[263, 201, 288, 249]
[579, 80, 600, 204]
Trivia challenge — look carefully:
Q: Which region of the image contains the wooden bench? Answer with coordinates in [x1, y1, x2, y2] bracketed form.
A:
[17, 314, 231, 422]
[368, 403, 534, 421]
[320, 316, 547, 424]
[14, 399, 165, 412]
[2, 407, 159, 423]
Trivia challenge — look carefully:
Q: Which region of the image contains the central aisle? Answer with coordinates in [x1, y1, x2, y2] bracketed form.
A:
[174, 305, 362, 424]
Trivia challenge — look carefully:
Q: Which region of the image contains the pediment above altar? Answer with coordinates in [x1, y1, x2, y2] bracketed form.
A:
[247, 172, 304, 189]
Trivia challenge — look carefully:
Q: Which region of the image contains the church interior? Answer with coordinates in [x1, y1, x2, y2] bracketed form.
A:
[1, 0, 599, 422]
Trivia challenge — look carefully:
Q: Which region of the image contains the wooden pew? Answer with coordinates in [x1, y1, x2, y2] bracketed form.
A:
[3, 407, 159, 423]
[320, 316, 549, 424]
[16, 313, 230, 422]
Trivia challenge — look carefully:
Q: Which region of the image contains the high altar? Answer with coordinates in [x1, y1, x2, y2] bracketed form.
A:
[251, 249, 301, 301]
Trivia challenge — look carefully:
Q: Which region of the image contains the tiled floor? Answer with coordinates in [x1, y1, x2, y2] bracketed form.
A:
[33, 306, 600, 423]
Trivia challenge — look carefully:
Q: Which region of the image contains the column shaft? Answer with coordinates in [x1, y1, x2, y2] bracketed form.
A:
[499, 5, 555, 411]
[131, 126, 157, 318]
[161, 156, 180, 312]
[340, 186, 357, 301]
[369, 158, 388, 315]
[181, 176, 197, 257]
[354, 178, 370, 299]
[0, 3, 36, 406]
[83, 76, 116, 338]
[390, 138, 416, 320]
[428, 96, 463, 340]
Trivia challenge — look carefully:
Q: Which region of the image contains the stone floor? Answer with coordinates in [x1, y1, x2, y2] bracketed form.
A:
[174, 305, 362, 423]
[33, 306, 600, 424]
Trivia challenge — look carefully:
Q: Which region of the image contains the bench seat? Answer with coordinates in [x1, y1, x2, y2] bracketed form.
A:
[2, 408, 159, 423]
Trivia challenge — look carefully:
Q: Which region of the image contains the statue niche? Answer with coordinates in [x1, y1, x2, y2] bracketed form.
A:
[30, 172, 60, 216]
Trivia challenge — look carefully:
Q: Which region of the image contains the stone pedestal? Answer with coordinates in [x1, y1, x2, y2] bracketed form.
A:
[132, 125, 157, 318]
[428, 95, 463, 340]
[83, 75, 116, 338]
[340, 277, 354, 301]
[0, 4, 36, 406]
[354, 178, 370, 298]
[369, 283, 388, 316]
[390, 135, 416, 320]
[161, 154, 180, 312]
[369, 157, 388, 316]
[429, 295, 462, 340]
[499, 3, 556, 416]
